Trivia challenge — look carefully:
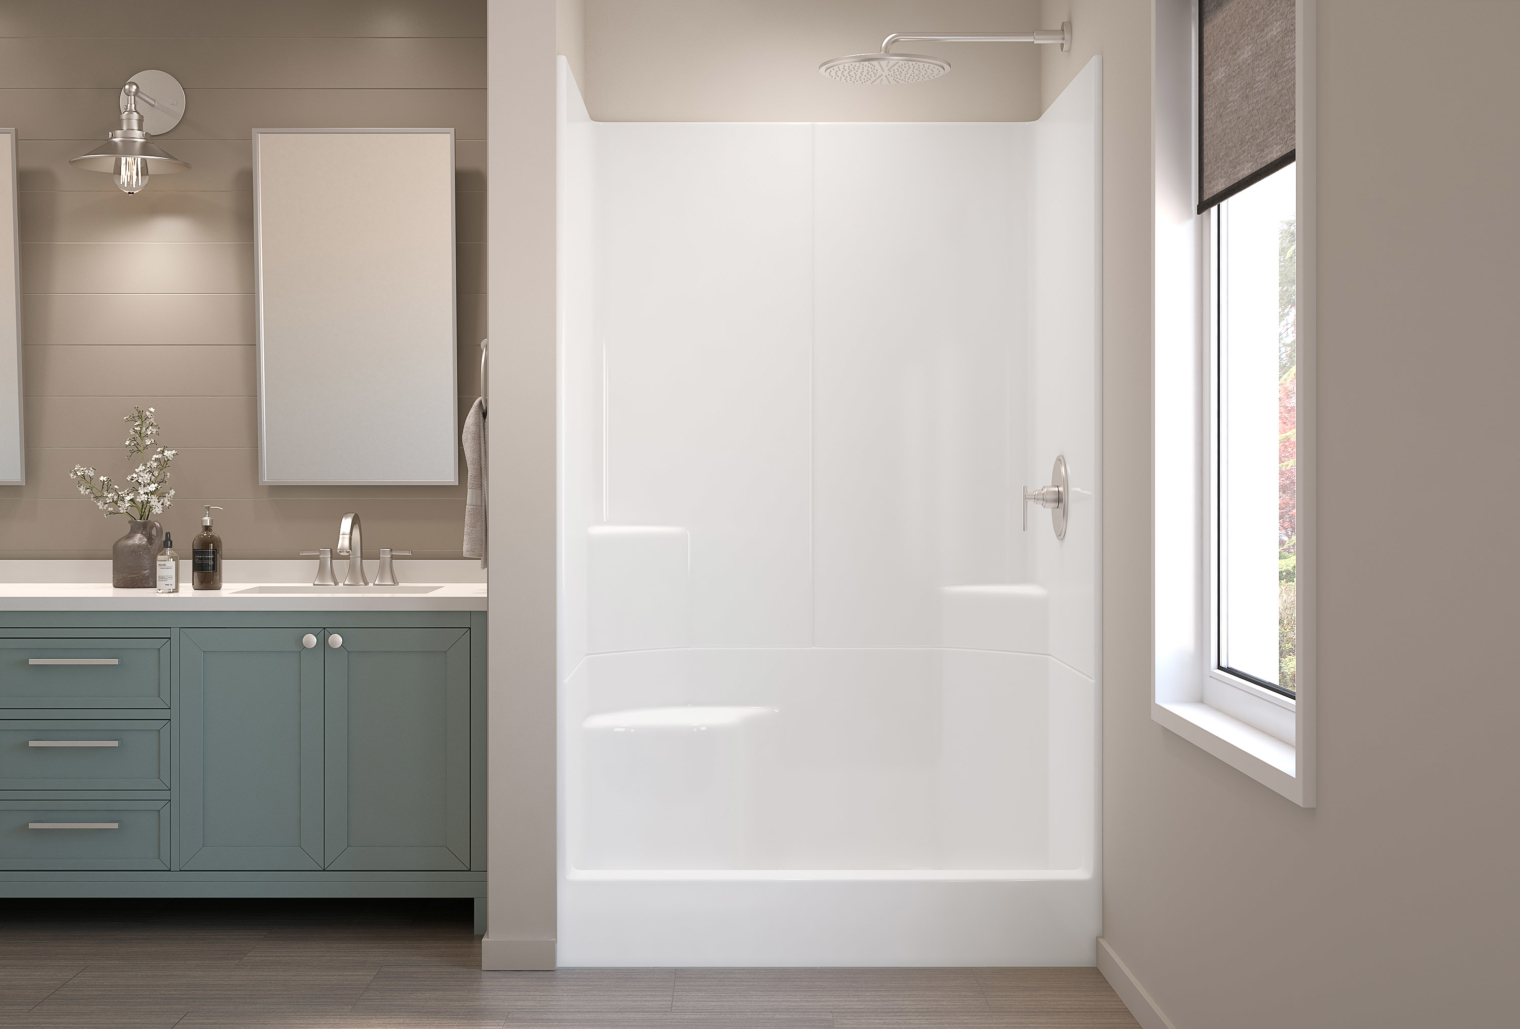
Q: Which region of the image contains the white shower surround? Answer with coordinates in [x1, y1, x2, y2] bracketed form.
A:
[557, 57, 1102, 966]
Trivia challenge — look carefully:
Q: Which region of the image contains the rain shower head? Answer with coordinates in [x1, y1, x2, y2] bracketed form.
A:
[819, 26, 1072, 85]
[819, 51, 951, 86]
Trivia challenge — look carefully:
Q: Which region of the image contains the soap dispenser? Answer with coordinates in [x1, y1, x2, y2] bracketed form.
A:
[155, 534, 179, 594]
[192, 505, 224, 591]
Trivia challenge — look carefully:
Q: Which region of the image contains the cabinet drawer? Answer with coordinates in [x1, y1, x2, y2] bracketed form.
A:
[0, 721, 170, 790]
[0, 638, 170, 709]
[0, 800, 170, 869]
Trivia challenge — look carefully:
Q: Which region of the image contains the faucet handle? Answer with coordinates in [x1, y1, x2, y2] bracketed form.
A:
[375, 549, 412, 586]
[299, 548, 339, 586]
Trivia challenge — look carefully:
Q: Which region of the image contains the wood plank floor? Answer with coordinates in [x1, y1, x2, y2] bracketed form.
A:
[0, 899, 1139, 1028]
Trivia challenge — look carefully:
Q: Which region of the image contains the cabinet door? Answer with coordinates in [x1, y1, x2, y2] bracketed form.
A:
[180, 628, 324, 870]
[324, 627, 469, 869]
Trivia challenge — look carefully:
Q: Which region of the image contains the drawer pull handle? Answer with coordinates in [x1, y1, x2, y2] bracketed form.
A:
[28, 658, 119, 666]
[28, 822, 119, 830]
[28, 740, 120, 748]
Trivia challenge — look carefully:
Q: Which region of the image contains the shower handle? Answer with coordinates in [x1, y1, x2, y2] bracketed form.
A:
[1022, 485, 1062, 528]
[1022, 455, 1070, 540]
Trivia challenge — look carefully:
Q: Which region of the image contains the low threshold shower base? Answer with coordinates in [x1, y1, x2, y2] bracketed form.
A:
[561, 873, 1098, 967]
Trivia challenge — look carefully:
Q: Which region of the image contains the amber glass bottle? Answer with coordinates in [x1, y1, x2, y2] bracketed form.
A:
[192, 505, 224, 591]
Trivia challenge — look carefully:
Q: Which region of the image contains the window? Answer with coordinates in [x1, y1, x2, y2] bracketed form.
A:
[1215, 164, 1296, 697]
[1151, 0, 1314, 807]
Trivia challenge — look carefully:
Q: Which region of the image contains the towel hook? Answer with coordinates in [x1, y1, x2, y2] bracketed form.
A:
[479, 339, 488, 413]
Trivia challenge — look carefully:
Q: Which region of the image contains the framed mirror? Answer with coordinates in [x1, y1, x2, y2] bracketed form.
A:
[0, 128, 23, 484]
[253, 128, 457, 485]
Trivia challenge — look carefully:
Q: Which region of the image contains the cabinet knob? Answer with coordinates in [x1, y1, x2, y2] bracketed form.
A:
[301, 634, 317, 649]
[327, 633, 343, 649]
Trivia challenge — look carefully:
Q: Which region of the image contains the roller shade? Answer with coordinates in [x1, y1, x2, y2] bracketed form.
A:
[1199, 0, 1295, 212]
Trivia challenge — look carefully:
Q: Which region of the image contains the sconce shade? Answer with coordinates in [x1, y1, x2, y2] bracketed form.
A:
[70, 138, 189, 175]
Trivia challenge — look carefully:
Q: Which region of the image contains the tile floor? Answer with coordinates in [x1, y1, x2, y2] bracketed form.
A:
[0, 899, 1139, 1028]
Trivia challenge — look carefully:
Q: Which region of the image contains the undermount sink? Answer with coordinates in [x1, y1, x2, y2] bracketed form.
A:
[231, 585, 443, 595]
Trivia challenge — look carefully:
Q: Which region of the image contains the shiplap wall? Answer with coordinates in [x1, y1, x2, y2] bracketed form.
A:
[0, 0, 485, 558]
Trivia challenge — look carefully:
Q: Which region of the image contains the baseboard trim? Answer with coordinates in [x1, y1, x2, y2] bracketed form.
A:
[1097, 937, 1179, 1029]
[481, 935, 557, 970]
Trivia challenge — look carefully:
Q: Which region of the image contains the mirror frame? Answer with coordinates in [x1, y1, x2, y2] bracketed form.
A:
[0, 128, 23, 485]
[252, 126, 458, 486]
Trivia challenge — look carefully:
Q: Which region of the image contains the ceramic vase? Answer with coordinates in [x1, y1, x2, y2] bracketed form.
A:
[112, 519, 163, 588]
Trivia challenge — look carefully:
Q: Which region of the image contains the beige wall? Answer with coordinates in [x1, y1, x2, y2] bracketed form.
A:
[1045, 1, 1518, 1025]
[582, 0, 1045, 122]
[483, 0, 559, 969]
[558, 0, 586, 92]
[0, 0, 485, 559]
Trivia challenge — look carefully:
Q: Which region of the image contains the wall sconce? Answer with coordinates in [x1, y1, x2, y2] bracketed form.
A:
[70, 70, 191, 194]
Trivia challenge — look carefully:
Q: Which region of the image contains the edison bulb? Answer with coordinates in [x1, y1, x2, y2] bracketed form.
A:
[114, 157, 148, 194]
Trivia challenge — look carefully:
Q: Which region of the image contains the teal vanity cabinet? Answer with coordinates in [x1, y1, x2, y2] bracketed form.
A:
[323, 627, 472, 871]
[179, 628, 326, 870]
[0, 610, 485, 908]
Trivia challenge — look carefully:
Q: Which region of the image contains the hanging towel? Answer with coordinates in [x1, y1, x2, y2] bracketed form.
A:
[462, 397, 487, 568]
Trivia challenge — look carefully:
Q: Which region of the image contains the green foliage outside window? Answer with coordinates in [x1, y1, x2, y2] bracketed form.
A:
[1278, 220, 1297, 693]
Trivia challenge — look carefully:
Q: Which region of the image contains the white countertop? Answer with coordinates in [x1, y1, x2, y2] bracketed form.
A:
[0, 560, 486, 612]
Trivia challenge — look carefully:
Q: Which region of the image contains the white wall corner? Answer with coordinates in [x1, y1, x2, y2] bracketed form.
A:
[1098, 938, 1179, 1029]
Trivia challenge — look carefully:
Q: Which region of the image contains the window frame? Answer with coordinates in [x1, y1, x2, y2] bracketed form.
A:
[1151, 0, 1316, 807]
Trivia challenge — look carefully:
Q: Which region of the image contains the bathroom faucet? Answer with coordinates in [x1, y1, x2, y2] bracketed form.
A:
[336, 512, 368, 586]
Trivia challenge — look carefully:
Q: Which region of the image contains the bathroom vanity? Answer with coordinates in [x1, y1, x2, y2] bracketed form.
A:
[0, 576, 486, 925]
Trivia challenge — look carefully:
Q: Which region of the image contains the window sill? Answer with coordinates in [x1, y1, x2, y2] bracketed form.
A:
[1152, 700, 1308, 805]
[1204, 669, 1295, 744]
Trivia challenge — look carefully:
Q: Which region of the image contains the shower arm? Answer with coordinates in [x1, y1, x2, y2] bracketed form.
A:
[881, 25, 1072, 54]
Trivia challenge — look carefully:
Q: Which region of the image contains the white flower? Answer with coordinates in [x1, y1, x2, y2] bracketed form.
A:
[72, 405, 176, 521]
